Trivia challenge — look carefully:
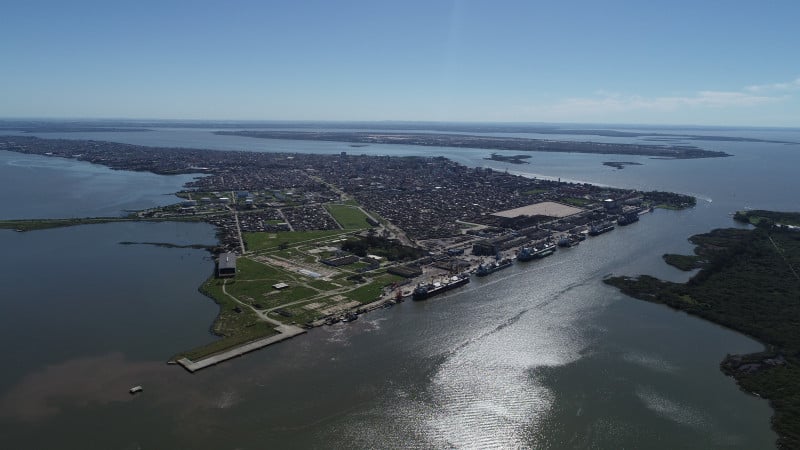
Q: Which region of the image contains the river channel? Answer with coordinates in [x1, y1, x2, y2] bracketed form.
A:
[1, 125, 797, 448]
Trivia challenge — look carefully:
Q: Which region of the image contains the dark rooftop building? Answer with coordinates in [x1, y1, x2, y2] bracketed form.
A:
[217, 252, 237, 278]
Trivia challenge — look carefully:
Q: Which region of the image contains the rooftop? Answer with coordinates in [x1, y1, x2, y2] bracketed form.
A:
[492, 201, 583, 219]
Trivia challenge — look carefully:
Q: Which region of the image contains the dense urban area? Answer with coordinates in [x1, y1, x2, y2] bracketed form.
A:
[0, 135, 696, 370]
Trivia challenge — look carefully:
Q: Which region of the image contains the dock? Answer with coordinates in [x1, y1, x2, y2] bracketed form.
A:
[176, 325, 306, 372]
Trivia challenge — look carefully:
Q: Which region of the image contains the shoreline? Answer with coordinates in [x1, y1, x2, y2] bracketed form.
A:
[604, 216, 800, 448]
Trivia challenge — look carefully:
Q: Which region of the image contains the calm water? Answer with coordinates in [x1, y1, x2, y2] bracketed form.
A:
[1, 125, 799, 449]
[0, 150, 202, 219]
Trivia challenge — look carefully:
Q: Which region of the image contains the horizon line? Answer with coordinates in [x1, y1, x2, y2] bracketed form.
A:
[0, 116, 798, 130]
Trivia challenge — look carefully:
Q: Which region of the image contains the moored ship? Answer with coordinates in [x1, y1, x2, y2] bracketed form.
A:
[588, 222, 615, 236]
[412, 273, 470, 300]
[558, 234, 583, 247]
[617, 212, 640, 226]
[517, 243, 557, 261]
[475, 258, 514, 276]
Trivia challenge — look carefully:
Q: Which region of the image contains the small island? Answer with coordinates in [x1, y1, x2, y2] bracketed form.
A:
[603, 161, 643, 169]
[605, 211, 800, 448]
[484, 153, 531, 164]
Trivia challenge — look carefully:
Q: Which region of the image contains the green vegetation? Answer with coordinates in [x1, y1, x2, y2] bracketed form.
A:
[244, 229, 349, 251]
[662, 253, 704, 271]
[605, 221, 800, 448]
[523, 188, 548, 195]
[307, 279, 339, 291]
[0, 217, 131, 231]
[735, 210, 800, 227]
[236, 257, 288, 278]
[192, 246, 402, 346]
[0, 215, 209, 232]
[176, 277, 279, 361]
[178, 321, 278, 361]
[641, 190, 696, 210]
[562, 197, 591, 207]
[344, 273, 403, 304]
[340, 234, 425, 261]
[325, 204, 371, 230]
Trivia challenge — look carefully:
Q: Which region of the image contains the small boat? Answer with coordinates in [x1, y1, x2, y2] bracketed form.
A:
[324, 316, 341, 326]
[129, 386, 143, 395]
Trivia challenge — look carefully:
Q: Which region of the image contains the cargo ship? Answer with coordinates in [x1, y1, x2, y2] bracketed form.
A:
[475, 258, 514, 276]
[558, 234, 583, 247]
[517, 243, 557, 261]
[588, 222, 615, 236]
[412, 274, 470, 301]
[617, 212, 640, 226]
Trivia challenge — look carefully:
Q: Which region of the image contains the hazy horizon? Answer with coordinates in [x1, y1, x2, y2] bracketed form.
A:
[2, 1, 799, 127]
[2, 117, 799, 131]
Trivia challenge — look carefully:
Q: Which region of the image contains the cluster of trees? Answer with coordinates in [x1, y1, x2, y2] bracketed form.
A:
[735, 209, 800, 227]
[641, 190, 696, 208]
[341, 233, 424, 261]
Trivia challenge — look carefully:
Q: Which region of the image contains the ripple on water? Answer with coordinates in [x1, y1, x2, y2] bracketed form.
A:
[635, 385, 709, 429]
[622, 352, 679, 374]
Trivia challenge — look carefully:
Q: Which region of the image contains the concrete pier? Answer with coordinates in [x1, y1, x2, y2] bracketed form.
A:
[177, 325, 306, 372]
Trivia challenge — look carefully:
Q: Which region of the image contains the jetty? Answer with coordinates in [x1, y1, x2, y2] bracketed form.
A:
[176, 324, 306, 372]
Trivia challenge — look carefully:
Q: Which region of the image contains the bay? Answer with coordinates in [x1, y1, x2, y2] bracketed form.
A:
[1, 124, 798, 448]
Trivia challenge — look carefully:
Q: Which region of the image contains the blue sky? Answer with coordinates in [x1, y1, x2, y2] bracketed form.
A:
[1, 0, 799, 126]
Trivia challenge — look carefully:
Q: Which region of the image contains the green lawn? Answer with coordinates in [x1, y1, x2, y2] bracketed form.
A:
[344, 273, 403, 304]
[562, 197, 591, 207]
[325, 204, 371, 230]
[307, 279, 339, 291]
[244, 229, 350, 251]
[523, 188, 548, 195]
[177, 277, 280, 360]
[177, 321, 278, 361]
[236, 257, 293, 279]
[227, 281, 318, 309]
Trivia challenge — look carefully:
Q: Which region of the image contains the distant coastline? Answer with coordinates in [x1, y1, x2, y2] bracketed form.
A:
[215, 130, 732, 159]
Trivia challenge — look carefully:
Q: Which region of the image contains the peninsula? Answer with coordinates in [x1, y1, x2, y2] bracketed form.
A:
[605, 211, 800, 448]
[1, 135, 696, 371]
[214, 130, 731, 159]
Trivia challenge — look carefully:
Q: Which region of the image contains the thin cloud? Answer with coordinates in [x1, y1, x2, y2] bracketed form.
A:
[534, 83, 787, 119]
[745, 77, 800, 93]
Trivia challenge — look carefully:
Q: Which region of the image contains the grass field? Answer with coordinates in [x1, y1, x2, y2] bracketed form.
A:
[344, 273, 404, 304]
[561, 197, 591, 207]
[175, 277, 279, 361]
[244, 229, 350, 251]
[325, 204, 371, 230]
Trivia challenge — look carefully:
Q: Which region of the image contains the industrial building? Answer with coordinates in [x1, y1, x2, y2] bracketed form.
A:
[217, 252, 237, 278]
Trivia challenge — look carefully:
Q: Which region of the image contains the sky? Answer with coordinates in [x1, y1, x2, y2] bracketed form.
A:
[1, 0, 799, 126]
